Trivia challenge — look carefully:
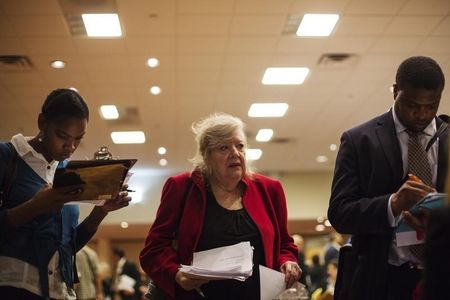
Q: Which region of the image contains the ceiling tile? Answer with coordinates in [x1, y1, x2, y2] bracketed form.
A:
[384, 16, 443, 36]
[235, 0, 293, 14]
[9, 15, 70, 37]
[0, 0, 61, 15]
[73, 39, 127, 54]
[335, 16, 392, 36]
[177, 15, 231, 35]
[369, 36, 423, 53]
[177, 0, 235, 14]
[22, 37, 77, 55]
[227, 36, 278, 53]
[230, 15, 287, 35]
[399, 0, 450, 15]
[178, 37, 228, 53]
[345, 0, 408, 15]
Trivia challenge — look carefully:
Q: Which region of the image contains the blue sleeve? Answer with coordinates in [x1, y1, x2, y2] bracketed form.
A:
[0, 143, 15, 236]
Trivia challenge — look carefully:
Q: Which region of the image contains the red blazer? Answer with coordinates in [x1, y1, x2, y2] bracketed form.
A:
[140, 170, 298, 300]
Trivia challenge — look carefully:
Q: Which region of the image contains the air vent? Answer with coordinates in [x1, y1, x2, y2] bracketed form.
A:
[0, 55, 33, 71]
[282, 15, 302, 35]
[108, 106, 141, 125]
[317, 53, 359, 68]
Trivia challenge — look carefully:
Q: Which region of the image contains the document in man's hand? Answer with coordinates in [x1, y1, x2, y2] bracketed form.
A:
[53, 159, 137, 205]
[396, 193, 446, 246]
[179, 241, 253, 281]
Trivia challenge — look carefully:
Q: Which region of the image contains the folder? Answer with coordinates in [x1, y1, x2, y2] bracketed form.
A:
[53, 159, 137, 205]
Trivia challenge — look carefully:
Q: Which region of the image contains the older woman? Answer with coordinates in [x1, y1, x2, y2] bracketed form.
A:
[140, 113, 299, 300]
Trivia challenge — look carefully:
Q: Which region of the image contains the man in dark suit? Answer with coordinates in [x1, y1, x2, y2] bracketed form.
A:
[328, 56, 447, 300]
[112, 247, 141, 300]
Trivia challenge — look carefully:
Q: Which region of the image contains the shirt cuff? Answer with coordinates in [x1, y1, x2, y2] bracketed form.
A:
[387, 194, 401, 227]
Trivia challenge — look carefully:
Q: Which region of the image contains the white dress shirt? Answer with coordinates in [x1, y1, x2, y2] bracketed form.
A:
[387, 108, 438, 267]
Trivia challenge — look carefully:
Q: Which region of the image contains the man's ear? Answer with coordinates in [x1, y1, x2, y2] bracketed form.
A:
[392, 83, 399, 100]
[37, 113, 47, 131]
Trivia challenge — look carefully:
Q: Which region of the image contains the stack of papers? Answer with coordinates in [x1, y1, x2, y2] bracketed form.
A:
[396, 193, 446, 246]
[180, 241, 253, 281]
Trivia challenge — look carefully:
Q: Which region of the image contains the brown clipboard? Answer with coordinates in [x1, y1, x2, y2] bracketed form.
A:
[53, 159, 137, 202]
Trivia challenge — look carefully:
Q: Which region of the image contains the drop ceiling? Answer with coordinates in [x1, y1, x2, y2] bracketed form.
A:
[1, 0, 449, 174]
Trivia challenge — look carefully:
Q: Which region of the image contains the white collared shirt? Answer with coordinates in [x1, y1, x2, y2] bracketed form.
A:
[0, 134, 76, 299]
[387, 108, 438, 266]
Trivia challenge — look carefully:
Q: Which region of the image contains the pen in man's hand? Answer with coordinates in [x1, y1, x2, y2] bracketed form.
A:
[195, 287, 205, 298]
[126, 189, 136, 192]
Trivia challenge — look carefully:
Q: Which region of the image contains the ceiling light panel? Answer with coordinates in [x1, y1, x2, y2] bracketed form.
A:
[100, 105, 119, 120]
[82, 14, 122, 37]
[248, 103, 289, 118]
[111, 131, 146, 144]
[297, 14, 339, 37]
[256, 129, 274, 142]
[262, 67, 310, 85]
[247, 149, 262, 160]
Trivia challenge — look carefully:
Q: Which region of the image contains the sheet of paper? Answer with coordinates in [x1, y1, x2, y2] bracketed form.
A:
[259, 265, 285, 300]
[179, 241, 253, 281]
[117, 274, 136, 292]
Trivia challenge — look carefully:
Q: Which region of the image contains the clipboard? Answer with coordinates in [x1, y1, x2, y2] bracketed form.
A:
[53, 159, 137, 204]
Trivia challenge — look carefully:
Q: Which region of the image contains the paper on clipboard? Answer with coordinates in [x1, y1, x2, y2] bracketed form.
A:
[53, 159, 137, 205]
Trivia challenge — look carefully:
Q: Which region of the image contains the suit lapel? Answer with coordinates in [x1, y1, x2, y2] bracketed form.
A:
[375, 111, 403, 184]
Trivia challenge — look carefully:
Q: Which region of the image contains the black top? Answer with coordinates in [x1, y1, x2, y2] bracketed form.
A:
[195, 187, 264, 300]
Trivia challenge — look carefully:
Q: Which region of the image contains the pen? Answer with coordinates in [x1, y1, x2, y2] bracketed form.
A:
[126, 189, 136, 192]
[195, 287, 205, 298]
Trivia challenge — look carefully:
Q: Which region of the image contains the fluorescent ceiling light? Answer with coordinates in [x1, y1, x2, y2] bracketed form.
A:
[256, 129, 274, 142]
[296, 13, 339, 37]
[146, 57, 160, 68]
[111, 131, 146, 144]
[248, 103, 288, 118]
[100, 105, 119, 120]
[247, 149, 262, 160]
[50, 60, 66, 69]
[82, 14, 122, 37]
[262, 67, 309, 85]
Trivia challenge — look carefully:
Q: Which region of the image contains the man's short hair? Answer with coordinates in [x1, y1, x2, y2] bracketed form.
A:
[396, 56, 445, 90]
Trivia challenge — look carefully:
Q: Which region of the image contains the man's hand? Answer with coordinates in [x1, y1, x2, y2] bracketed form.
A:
[175, 271, 209, 291]
[391, 180, 435, 217]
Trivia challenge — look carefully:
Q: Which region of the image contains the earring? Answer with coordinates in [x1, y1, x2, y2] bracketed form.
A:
[38, 133, 43, 142]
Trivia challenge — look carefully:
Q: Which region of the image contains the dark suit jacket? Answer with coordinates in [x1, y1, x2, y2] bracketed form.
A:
[328, 110, 448, 300]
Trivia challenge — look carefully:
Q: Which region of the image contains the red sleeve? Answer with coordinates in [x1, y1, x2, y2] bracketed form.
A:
[139, 175, 188, 299]
[271, 180, 298, 268]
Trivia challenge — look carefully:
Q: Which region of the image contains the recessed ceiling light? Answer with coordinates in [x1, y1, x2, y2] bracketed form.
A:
[296, 13, 339, 37]
[247, 149, 262, 160]
[159, 158, 168, 166]
[111, 131, 146, 144]
[150, 86, 161, 95]
[99, 105, 119, 120]
[248, 103, 289, 118]
[256, 129, 274, 142]
[324, 219, 332, 227]
[315, 224, 325, 232]
[82, 13, 122, 37]
[120, 221, 128, 229]
[317, 216, 325, 223]
[330, 144, 337, 151]
[50, 60, 66, 69]
[146, 57, 160, 68]
[316, 155, 328, 163]
[262, 67, 309, 85]
[157, 147, 167, 155]
[389, 85, 394, 93]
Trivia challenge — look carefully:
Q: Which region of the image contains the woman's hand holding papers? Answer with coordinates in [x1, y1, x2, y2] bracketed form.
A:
[280, 261, 301, 288]
[175, 271, 209, 291]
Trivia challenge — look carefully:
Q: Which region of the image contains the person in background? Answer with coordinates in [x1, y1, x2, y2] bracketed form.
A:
[292, 234, 308, 286]
[75, 245, 103, 300]
[323, 233, 343, 266]
[140, 113, 299, 300]
[112, 247, 141, 300]
[308, 254, 327, 295]
[328, 56, 447, 300]
[0, 88, 132, 300]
